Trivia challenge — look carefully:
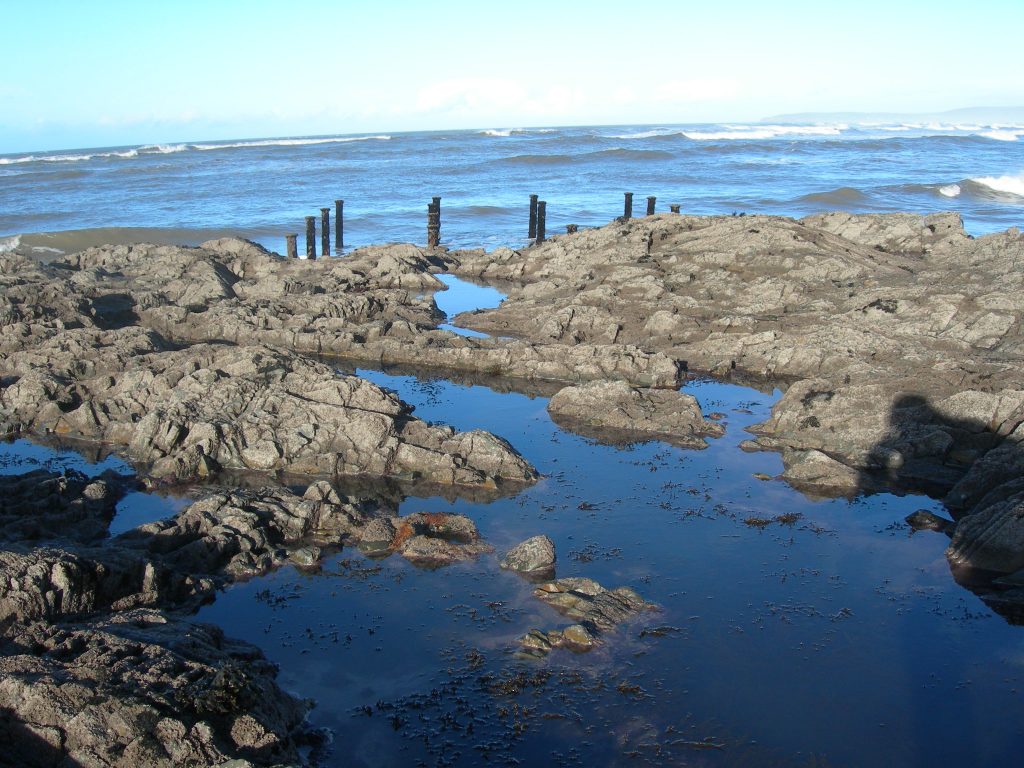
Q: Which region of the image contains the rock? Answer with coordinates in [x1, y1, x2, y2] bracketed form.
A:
[0, 610, 313, 767]
[1, 340, 537, 490]
[947, 490, 1024, 574]
[500, 534, 556, 577]
[519, 577, 657, 656]
[905, 510, 954, 533]
[359, 512, 494, 566]
[547, 381, 723, 448]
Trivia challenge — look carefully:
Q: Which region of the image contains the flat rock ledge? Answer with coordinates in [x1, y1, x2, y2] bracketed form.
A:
[517, 577, 657, 657]
[547, 380, 724, 448]
[1, 337, 537, 490]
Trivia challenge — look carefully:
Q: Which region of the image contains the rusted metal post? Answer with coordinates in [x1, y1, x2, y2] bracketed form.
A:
[623, 192, 633, 220]
[669, 204, 681, 214]
[528, 194, 539, 239]
[305, 216, 317, 260]
[320, 207, 330, 257]
[285, 234, 297, 259]
[427, 201, 440, 248]
[566, 224, 578, 234]
[647, 196, 656, 216]
[536, 200, 546, 243]
[335, 199, 344, 251]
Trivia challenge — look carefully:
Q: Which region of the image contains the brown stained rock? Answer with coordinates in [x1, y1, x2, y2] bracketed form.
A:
[546, 380, 723, 448]
[357, 511, 493, 566]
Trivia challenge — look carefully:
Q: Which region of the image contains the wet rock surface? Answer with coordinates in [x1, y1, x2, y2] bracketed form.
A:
[547, 380, 724, 448]
[518, 577, 658, 657]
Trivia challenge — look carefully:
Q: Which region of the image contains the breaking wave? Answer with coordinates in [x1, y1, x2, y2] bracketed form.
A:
[939, 184, 962, 197]
[970, 172, 1024, 198]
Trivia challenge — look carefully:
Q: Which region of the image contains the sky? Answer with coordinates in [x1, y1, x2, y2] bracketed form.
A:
[2, 0, 1022, 153]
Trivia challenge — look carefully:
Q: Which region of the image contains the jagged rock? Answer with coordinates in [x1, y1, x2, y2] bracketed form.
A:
[1, 340, 536, 489]
[0, 468, 128, 543]
[0, 610, 312, 767]
[947, 489, 1024, 574]
[500, 534, 556, 577]
[546, 381, 723, 448]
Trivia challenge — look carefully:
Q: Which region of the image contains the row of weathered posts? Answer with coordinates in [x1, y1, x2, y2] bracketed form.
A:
[286, 192, 680, 258]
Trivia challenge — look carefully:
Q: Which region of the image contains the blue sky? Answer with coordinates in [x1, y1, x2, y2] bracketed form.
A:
[2, 0, 1022, 152]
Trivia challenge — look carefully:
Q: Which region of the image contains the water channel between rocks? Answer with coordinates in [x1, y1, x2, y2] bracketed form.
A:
[5, 275, 1023, 766]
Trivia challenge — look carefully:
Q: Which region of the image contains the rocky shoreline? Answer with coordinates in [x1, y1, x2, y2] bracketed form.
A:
[2, 211, 1023, 765]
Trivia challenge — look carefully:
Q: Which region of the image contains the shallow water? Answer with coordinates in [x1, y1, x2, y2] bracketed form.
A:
[187, 372, 1024, 767]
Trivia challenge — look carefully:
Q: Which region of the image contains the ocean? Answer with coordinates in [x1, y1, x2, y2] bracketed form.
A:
[4, 122, 1024, 766]
[2, 121, 1023, 258]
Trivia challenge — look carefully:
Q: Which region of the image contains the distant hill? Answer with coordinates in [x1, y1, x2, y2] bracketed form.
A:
[762, 106, 1024, 125]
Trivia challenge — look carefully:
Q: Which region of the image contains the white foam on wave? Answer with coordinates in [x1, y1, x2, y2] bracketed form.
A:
[0, 234, 21, 254]
[139, 143, 189, 154]
[939, 184, 961, 198]
[609, 129, 675, 140]
[0, 148, 140, 164]
[480, 129, 514, 137]
[972, 172, 1024, 197]
[683, 124, 845, 141]
[192, 135, 391, 151]
[980, 130, 1022, 142]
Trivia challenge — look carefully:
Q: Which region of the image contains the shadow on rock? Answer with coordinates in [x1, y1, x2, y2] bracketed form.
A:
[862, 393, 1024, 624]
[0, 706, 85, 768]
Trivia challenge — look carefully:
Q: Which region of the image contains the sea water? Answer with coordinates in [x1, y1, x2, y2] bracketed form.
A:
[2, 121, 1022, 259]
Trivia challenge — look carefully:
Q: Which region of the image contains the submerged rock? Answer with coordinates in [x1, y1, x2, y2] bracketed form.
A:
[518, 577, 657, 657]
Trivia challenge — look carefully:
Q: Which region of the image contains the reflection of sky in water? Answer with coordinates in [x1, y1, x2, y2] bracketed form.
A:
[196, 371, 1024, 768]
[4, 350, 1023, 764]
[433, 273, 504, 338]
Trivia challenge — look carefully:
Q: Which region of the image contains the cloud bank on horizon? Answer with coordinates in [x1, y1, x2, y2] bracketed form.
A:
[2, 0, 1022, 152]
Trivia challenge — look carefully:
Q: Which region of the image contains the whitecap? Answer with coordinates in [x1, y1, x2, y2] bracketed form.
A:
[939, 184, 961, 197]
[0, 234, 21, 253]
[979, 130, 1021, 142]
[682, 125, 844, 141]
[139, 143, 189, 154]
[480, 129, 514, 137]
[972, 172, 1024, 197]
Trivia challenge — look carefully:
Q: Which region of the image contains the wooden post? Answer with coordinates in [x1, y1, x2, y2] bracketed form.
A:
[536, 200, 546, 243]
[647, 196, 656, 216]
[335, 199, 344, 251]
[305, 216, 316, 260]
[623, 192, 633, 220]
[670, 204, 681, 214]
[566, 224, 578, 234]
[432, 196, 441, 232]
[285, 234, 297, 258]
[320, 207, 330, 257]
[528, 194, 539, 239]
[427, 201, 440, 248]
